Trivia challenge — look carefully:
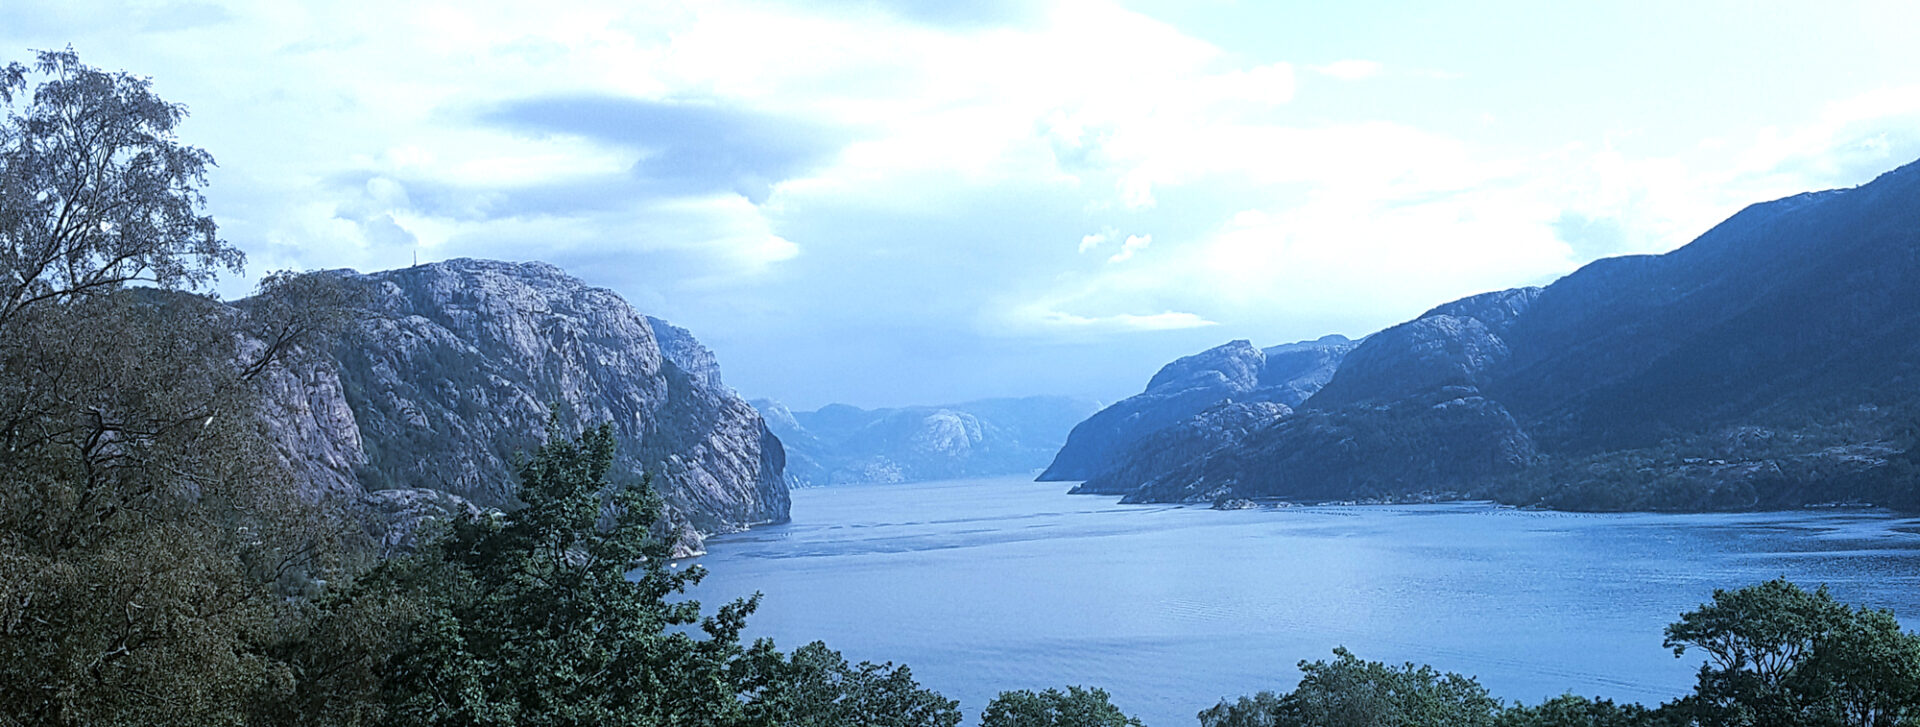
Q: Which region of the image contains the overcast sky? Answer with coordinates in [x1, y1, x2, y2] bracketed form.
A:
[7, 1, 1920, 409]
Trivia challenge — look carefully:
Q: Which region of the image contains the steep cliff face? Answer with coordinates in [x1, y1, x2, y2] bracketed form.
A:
[254, 348, 365, 501]
[646, 315, 727, 392]
[1085, 157, 1920, 510]
[1037, 335, 1353, 481]
[756, 396, 1102, 486]
[256, 259, 787, 554]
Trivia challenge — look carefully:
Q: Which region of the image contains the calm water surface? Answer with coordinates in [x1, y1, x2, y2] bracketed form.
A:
[689, 476, 1920, 726]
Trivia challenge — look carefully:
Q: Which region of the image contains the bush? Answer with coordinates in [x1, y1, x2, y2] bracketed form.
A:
[982, 686, 1142, 727]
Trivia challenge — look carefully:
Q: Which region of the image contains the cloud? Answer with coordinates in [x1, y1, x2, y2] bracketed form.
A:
[480, 95, 852, 203]
[12, 0, 1920, 409]
[1552, 211, 1630, 260]
[1311, 59, 1382, 80]
[385, 182, 798, 277]
[1020, 307, 1218, 333]
[1077, 229, 1152, 262]
[1107, 233, 1151, 263]
[138, 1, 232, 32]
[1729, 85, 1920, 188]
[358, 213, 420, 249]
[791, 0, 1043, 28]
[1078, 230, 1111, 253]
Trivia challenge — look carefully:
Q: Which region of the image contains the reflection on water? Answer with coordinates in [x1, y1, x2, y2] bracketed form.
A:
[690, 476, 1920, 727]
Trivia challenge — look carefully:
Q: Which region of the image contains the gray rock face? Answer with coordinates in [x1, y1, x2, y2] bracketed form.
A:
[1144, 339, 1267, 392]
[647, 315, 727, 392]
[1071, 401, 1291, 495]
[255, 259, 787, 555]
[1038, 335, 1353, 481]
[253, 347, 365, 501]
[756, 396, 1102, 486]
[1419, 286, 1542, 332]
[1308, 289, 1539, 409]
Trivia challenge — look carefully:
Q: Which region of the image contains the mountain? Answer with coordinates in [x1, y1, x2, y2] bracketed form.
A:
[1085, 158, 1920, 511]
[1038, 335, 1353, 484]
[753, 396, 1103, 486]
[255, 259, 788, 555]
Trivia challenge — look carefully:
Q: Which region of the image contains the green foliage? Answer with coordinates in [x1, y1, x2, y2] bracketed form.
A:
[1197, 691, 1285, 727]
[1213, 647, 1503, 727]
[0, 50, 356, 727]
[981, 686, 1142, 727]
[1663, 579, 1920, 727]
[369, 424, 746, 726]
[1204, 584, 1920, 727]
[1494, 694, 1665, 727]
[353, 425, 967, 727]
[739, 640, 961, 727]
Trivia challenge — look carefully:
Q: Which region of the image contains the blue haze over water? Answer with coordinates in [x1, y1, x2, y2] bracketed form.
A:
[689, 476, 1920, 726]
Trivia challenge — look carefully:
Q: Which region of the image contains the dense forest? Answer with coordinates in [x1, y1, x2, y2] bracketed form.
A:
[5, 50, 1920, 727]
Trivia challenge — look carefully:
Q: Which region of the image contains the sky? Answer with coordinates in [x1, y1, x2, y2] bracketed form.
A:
[6, 1, 1920, 410]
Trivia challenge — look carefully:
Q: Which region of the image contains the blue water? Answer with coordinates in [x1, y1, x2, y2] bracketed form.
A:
[687, 476, 1920, 726]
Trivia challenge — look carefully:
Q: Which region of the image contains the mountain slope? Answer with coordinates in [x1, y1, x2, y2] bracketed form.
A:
[1038, 335, 1353, 482]
[1089, 158, 1920, 510]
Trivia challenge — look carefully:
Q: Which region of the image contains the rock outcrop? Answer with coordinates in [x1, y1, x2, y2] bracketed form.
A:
[253, 346, 366, 501]
[1037, 335, 1353, 482]
[647, 315, 727, 392]
[1069, 401, 1292, 495]
[1308, 289, 1539, 408]
[755, 396, 1102, 486]
[255, 259, 787, 555]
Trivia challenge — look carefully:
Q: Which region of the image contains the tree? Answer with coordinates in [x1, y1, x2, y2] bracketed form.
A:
[1198, 648, 1502, 727]
[371, 424, 760, 726]
[0, 214, 359, 727]
[0, 51, 364, 727]
[0, 48, 240, 327]
[1495, 694, 1666, 727]
[1664, 579, 1920, 727]
[738, 640, 961, 727]
[980, 686, 1142, 727]
[1198, 691, 1285, 727]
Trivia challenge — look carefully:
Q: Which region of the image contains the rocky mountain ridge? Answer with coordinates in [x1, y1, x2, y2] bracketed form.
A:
[1074, 158, 1920, 511]
[1039, 335, 1353, 482]
[255, 259, 787, 556]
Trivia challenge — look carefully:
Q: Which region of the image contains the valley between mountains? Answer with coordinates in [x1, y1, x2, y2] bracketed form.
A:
[251, 158, 1920, 558]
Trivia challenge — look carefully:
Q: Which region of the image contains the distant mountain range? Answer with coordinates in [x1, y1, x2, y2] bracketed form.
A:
[1058, 158, 1920, 511]
[753, 396, 1103, 486]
